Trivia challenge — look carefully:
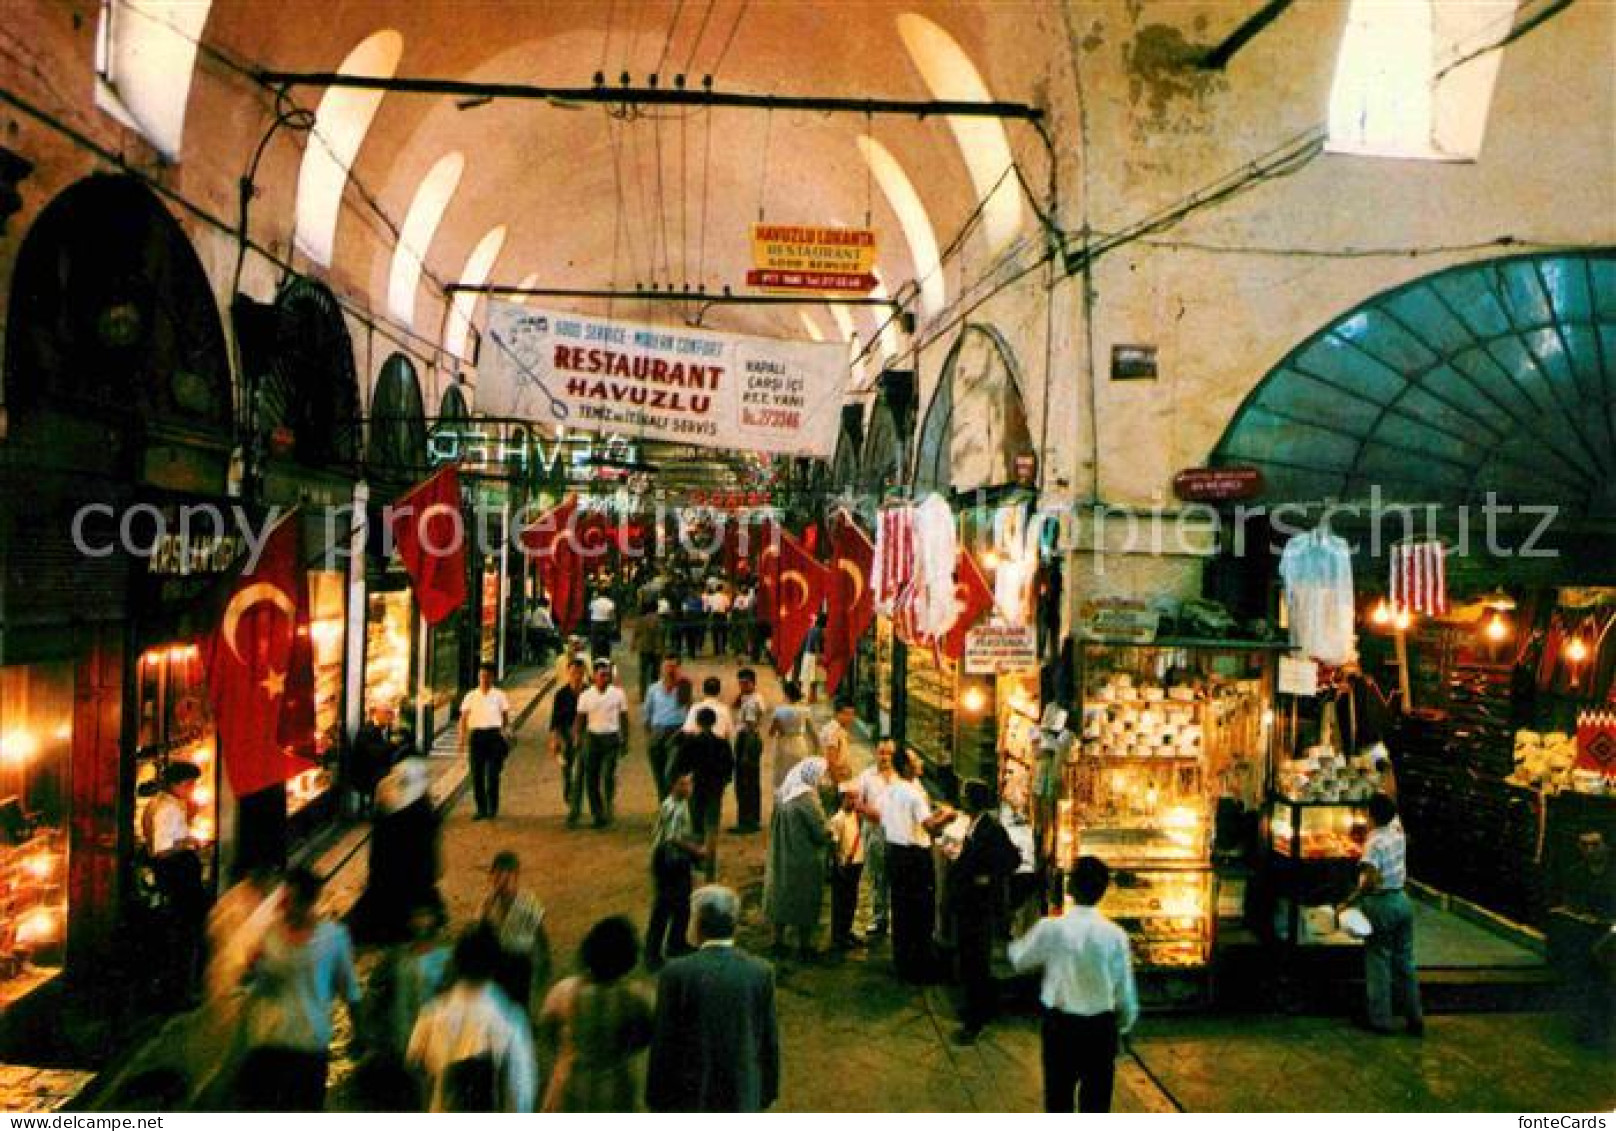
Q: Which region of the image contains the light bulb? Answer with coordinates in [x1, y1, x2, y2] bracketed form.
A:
[1394, 609, 1412, 632]
[1484, 612, 1510, 643]
[960, 685, 989, 715]
[980, 549, 1001, 571]
[1566, 636, 1589, 664]
[1370, 599, 1392, 626]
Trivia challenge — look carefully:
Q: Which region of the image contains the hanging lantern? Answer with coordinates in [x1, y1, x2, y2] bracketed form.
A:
[1370, 598, 1393, 626]
[1566, 635, 1590, 665]
[1484, 611, 1511, 643]
[1394, 608, 1413, 632]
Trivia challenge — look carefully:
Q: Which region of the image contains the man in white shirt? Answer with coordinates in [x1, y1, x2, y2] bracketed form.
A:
[1338, 793, 1422, 1035]
[574, 660, 630, 827]
[144, 760, 206, 1000]
[588, 591, 618, 661]
[1008, 855, 1139, 1113]
[408, 925, 537, 1112]
[855, 740, 898, 936]
[704, 586, 733, 654]
[683, 676, 734, 741]
[459, 664, 512, 820]
[882, 748, 955, 983]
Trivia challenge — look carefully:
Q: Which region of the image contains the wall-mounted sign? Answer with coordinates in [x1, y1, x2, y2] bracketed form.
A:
[1077, 598, 1159, 643]
[964, 620, 1038, 674]
[1111, 344, 1158, 381]
[1172, 466, 1265, 502]
[749, 224, 877, 294]
[1278, 654, 1320, 697]
[481, 303, 848, 458]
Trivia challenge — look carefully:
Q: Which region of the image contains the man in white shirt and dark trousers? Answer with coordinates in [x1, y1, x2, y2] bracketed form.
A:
[1009, 855, 1139, 1113]
[459, 664, 511, 821]
[882, 748, 955, 983]
[574, 660, 631, 827]
[1338, 792, 1423, 1035]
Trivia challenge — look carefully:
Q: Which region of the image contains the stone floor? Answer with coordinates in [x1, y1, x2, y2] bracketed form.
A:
[61, 648, 1616, 1113]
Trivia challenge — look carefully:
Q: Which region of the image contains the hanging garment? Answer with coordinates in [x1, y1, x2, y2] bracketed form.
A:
[1279, 526, 1358, 666]
[1390, 540, 1448, 616]
[913, 493, 959, 639]
[992, 504, 1046, 629]
[873, 505, 917, 616]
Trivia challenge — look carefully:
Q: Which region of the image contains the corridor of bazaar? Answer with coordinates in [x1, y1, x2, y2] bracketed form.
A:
[0, 0, 1613, 1116]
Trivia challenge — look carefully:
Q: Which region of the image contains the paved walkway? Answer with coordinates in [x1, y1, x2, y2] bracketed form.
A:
[65, 650, 1616, 1113]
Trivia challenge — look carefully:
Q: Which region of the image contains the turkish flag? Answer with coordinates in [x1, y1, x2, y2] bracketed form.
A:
[391, 464, 468, 626]
[205, 513, 314, 798]
[770, 529, 830, 676]
[756, 519, 783, 626]
[941, 549, 997, 661]
[523, 495, 584, 635]
[824, 513, 876, 697]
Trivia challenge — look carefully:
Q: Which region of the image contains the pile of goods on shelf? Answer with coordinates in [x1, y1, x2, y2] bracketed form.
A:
[1274, 743, 1390, 804]
[1082, 673, 1204, 759]
[1509, 730, 1579, 793]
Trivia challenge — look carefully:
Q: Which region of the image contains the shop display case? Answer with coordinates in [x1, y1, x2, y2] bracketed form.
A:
[1263, 797, 1368, 947]
[0, 663, 73, 1010]
[132, 642, 218, 905]
[1097, 867, 1217, 970]
[289, 570, 347, 818]
[365, 589, 414, 713]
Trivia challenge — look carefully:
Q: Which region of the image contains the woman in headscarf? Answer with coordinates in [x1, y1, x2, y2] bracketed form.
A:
[347, 753, 445, 945]
[763, 756, 833, 960]
[538, 916, 653, 1112]
[768, 680, 814, 794]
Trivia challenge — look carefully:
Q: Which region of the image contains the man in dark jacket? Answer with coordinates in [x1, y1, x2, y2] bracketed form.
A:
[670, 708, 735, 881]
[550, 658, 587, 824]
[950, 778, 1022, 1044]
[646, 885, 779, 1113]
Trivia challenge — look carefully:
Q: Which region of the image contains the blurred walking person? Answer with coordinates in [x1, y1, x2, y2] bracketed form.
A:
[538, 916, 654, 1112]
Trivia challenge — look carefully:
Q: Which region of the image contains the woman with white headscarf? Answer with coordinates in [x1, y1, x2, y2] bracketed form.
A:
[348, 753, 445, 945]
[763, 757, 833, 960]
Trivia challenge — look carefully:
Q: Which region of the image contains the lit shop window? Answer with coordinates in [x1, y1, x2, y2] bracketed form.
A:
[443, 225, 508, 361]
[896, 14, 1023, 252]
[133, 644, 217, 903]
[387, 152, 466, 326]
[0, 665, 73, 1010]
[1327, 0, 1517, 161]
[365, 589, 414, 715]
[858, 136, 945, 318]
[294, 30, 405, 268]
[94, 0, 213, 161]
[288, 571, 348, 818]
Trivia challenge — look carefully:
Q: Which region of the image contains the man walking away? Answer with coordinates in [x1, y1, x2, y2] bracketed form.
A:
[628, 601, 662, 695]
[683, 675, 734, 742]
[588, 588, 617, 662]
[646, 769, 706, 970]
[459, 664, 511, 821]
[730, 668, 767, 833]
[1009, 856, 1138, 1113]
[671, 708, 734, 881]
[646, 886, 779, 1113]
[950, 779, 1022, 1044]
[642, 656, 686, 799]
[574, 659, 630, 827]
[550, 658, 586, 826]
[1339, 792, 1424, 1036]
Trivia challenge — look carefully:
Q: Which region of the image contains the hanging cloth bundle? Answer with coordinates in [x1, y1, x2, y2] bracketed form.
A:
[1390, 540, 1448, 616]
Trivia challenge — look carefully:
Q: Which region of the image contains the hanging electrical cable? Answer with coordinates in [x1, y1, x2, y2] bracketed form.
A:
[756, 108, 773, 223]
[682, 0, 716, 75]
[707, 0, 750, 79]
[654, 0, 686, 78]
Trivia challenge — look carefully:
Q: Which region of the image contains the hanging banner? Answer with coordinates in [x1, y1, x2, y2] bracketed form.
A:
[749, 223, 878, 294]
[964, 620, 1037, 675]
[481, 302, 848, 457]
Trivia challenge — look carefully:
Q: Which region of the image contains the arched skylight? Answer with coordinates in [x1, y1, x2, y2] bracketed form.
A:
[507, 272, 543, 306]
[896, 14, 1023, 252]
[294, 30, 404, 267]
[858, 136, 946, 318]
[443, 225, 508, 361]
[1327, 0, 1517, 161]
[93, 0, 213, 160]
[387, 151, 465, 326]
[797, 312, 826, 341]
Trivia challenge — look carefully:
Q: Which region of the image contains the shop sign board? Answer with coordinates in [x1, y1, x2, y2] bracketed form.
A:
[964, 620, 1038, 674]
[1278, 654, 1320, 697]
[480, 303, 848, 458]
[1077, 599, 1159, 643]
[1172, 466, 1264, 502]
[749, 224, 877, 293]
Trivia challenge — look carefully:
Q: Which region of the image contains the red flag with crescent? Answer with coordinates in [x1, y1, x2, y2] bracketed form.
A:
[770, 529, 830, 676]
[522, 495, 584, 635]
[205, 512, 313, 798]
[391, 464, 468, 626]
[824, 513, 876, 696]
[756, 519, 783, 626]
[941, 548, 997, 661]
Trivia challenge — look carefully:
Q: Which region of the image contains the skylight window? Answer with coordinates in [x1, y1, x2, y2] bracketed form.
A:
[443, 225, 508, 361]
[294, 30, 404, 267]
[828, 302, 857, 343]
[896, 14, 1023, 252]
[797, 312, 827, 342]
[507, 273, 542, 306]
[869, 268, 902, 361]
[858, 136, 946, 318]
[1327, 0, 1517, 161]
[94, 0, 213, 160]
[387, 151, 465, 326]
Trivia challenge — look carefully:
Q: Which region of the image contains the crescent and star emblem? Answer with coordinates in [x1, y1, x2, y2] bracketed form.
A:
[221, 581, 297, 699]
[780, 569, 811, 613]
[838, 559, 866, 607]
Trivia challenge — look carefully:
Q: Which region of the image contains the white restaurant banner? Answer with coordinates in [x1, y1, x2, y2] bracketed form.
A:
[480, 301, 849, 458]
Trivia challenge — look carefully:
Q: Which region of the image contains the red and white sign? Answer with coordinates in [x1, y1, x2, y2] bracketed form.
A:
[481, 303, 848, 459]
[745, 269, 878, 293]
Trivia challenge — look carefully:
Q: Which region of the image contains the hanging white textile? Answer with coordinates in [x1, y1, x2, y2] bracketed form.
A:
[992, 504, 1046, 628]
[913, 493, 958, 638]
[1279, 525, 1358, 665]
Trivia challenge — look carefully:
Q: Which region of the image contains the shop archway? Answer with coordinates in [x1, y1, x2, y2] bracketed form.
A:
[367, 352, 429, 491]
[252, 276, 362, 470]
[912, 323, 1033, 496]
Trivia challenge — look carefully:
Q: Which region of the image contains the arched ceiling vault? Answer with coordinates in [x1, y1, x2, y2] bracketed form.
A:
[197, 0, 1052, 344]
